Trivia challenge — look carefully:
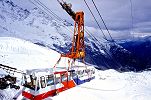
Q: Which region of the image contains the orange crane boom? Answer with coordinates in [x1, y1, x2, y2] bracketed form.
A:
[57, 0, 85, 60]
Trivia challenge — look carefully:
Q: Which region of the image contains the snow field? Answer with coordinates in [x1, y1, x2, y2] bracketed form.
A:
[0, 37, 151, 100]
[52, 70, 151, 100]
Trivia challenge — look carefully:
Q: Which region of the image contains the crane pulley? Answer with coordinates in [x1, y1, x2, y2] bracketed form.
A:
[57, 0, 85, 61]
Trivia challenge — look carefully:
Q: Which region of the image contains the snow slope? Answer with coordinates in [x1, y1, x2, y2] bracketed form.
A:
[0, 37, 61, 71]
[52, 70, 151, 100]
[0, 37, 85, 72]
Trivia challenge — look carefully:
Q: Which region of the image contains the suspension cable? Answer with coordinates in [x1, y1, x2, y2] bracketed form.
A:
[34, 0, 74, 28]
[91, 0, 114, 42]
[28, 0, 53, 19]
[129, 0, 134, 35]
[35, 0, 73, 26]
[84, 27, 122, 68]
[83, 0, 108, 41]
[28, 0, 74, 33]
[35, 0, 62, 21]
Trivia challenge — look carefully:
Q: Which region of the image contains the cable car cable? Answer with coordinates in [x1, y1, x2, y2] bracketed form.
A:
[35, 0, 73, 26]
[91, 0, 114, 42]
[28, 0, 53, 19]
[129, 0, 134, 36]
[28, 0, 74, 33]
[84, 27, 122, 68]
[34, 0, 63, 21]
[83, 0, 108, 41]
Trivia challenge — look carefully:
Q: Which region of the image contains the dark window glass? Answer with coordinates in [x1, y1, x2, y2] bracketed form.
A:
[55, 74, 60, 84]
[40, 76, 46, 88]
[61, 74, 67, 82]
[71, 71, 77, 79]
[46, 75, 54, 86]
[23, 75, 37, 90]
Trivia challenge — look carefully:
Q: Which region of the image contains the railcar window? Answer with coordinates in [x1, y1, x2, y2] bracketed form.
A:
[23, 75, 37, 90]
[40, 76, 46, 88]
[77, 71, 81, 75]
[26, 76, 31, 83]
[46, 75, 54, 86]
[32, 78, 36, 86]
[83, 70, 87, 76]
[71, 71, 77, 79]
[36, 80, 40, 91]
[68, 72, 72, 80]
[77, 70, 84, 78]
[61, 73, 67, 82]
[55, 74, 60, 84]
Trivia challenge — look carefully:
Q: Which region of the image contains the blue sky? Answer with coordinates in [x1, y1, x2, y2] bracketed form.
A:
[12, 0, 151, 39]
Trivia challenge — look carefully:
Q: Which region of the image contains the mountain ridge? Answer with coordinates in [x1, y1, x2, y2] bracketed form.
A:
[0, 0, 151, 71]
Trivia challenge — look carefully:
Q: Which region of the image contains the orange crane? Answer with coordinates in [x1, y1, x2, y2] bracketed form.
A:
[57, 0, 85, 61]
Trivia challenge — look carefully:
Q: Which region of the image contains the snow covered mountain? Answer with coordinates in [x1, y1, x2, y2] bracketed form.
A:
[0, 0, 108, 66]
[120, 36, 151, 71]
[0, 0, 71, 49]
[0, 0, 150, 71]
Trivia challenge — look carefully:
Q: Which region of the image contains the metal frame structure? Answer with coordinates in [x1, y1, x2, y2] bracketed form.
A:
[57, 0, 85, 60]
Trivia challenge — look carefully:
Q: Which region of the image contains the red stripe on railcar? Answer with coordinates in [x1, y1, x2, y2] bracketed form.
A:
[22, 89, 59, 100]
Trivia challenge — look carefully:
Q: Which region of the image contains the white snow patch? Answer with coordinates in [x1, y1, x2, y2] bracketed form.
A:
[0, 37, 61, 71]
[52, 70, 151, 100]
